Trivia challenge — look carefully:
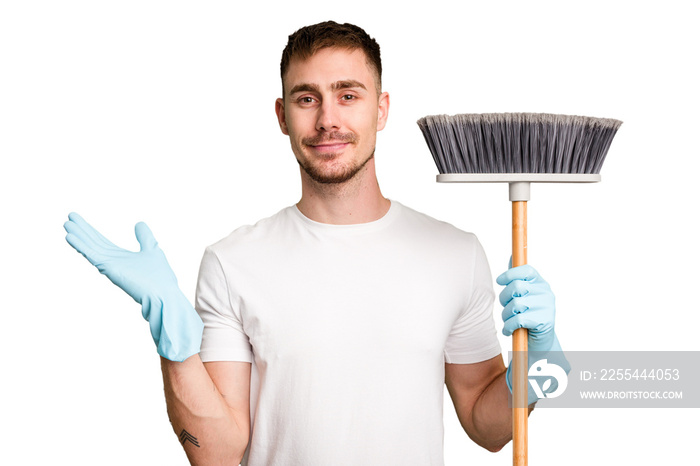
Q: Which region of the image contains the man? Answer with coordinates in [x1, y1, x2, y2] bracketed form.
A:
[65, 21, 564, 465]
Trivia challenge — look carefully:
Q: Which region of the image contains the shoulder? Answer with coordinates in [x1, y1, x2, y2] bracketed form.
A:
[204, 206, 297, 258]
[393, 201, 480, 246]
[391, 201, 492, 285]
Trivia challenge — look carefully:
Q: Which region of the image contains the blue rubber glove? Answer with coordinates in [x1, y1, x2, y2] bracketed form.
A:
[497, 264, 570, 405]
[64, 212, 203, 362]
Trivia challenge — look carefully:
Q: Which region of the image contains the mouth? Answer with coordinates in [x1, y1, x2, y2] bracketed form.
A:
[308, 141, 351, 153]
[302, 132, 357, 155]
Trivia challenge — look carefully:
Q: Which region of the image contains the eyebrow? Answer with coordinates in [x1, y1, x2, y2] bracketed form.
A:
[332, 79, 367, 92]
[289, 79, 367, 96]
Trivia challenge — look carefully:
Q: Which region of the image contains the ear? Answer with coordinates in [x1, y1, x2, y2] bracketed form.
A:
[376, 92, 390, 132]
[275, 97, 289, 135]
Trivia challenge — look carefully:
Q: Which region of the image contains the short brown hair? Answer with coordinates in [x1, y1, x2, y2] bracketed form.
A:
[280, 21, 382, 95]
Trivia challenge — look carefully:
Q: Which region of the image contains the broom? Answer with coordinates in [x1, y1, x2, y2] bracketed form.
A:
[417, 112, 622, 466]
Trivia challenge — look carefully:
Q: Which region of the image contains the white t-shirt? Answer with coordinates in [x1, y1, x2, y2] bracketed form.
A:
[195, 200, 501, 466]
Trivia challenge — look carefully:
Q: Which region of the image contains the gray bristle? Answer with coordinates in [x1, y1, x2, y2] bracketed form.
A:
[417, 112, 622, 175]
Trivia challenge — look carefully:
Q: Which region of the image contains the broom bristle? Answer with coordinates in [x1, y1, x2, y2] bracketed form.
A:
[417, 113, 622, 175]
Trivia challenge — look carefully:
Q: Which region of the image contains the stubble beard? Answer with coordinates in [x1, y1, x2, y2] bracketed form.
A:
[296, 131, 374, 185]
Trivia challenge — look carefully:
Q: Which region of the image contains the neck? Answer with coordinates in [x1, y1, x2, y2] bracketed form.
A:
[296, 157, 390, 225]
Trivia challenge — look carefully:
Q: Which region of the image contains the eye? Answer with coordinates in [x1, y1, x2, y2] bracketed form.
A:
[297, 96, 317, 104]
[341, 94, 356, 101]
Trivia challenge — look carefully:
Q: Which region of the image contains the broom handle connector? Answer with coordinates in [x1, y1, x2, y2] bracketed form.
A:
[509, 181, 531, 202]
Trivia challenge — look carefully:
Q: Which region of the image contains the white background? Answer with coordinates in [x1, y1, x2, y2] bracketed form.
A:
[2, 1, 697, 464]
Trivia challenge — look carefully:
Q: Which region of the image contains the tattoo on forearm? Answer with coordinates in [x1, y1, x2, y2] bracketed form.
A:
[179, 429, 201, 448]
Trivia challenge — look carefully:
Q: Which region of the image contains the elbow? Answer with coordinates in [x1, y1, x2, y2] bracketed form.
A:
[468, 432, 510, 454]
[474, 432, 510, 453]
[480, 438, 510, 453]
[484, 441, 508, 453]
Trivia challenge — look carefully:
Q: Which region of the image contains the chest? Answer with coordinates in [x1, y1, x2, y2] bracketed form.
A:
[230, 235, 473, 368]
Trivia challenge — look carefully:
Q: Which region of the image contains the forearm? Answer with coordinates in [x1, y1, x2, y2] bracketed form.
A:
[161, 355, 248, 465]
[467, 370, 533, 452]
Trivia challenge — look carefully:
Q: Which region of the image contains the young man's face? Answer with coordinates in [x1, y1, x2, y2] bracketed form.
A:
[275, 47, 389, 185]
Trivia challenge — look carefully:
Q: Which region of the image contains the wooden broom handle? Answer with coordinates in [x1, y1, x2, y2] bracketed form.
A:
[512, 200, 528, 466]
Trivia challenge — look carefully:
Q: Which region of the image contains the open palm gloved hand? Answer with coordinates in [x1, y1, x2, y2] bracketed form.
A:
[497, 264, 570, 405]
[64, 212, 203, 362]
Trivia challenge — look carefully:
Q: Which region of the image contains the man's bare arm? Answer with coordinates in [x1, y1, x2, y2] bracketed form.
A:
[161, 355, 251, 465]
[445, 354, 533, 452]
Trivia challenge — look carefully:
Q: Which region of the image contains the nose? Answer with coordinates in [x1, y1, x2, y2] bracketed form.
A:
[316, 101, 340, 132]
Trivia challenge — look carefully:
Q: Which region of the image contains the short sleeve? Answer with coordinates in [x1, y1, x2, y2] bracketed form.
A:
[443, 237, 502, 364]
[195, 247, 253, 363]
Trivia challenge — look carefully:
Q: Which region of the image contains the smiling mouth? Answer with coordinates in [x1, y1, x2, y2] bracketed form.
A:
[302, 131, 357, 153]
[309, 142, 350, 153]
